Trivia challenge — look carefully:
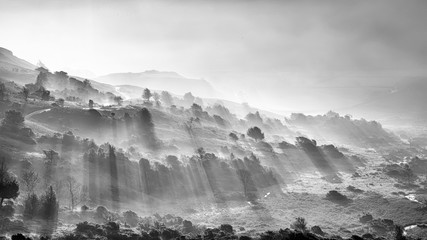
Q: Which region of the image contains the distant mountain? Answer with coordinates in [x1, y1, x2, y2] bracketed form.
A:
[94, 70, 220, 98]
[0, 47, 37, 84]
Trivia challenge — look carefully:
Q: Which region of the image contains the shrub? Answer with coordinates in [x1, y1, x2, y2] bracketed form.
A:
[326, 190, 349, 202]
[123, 210, 139, 227]
[311, 225, 324, 236]
[359, 213, 373, 223]
[182, 220, 193, 233]
[11, 233, 32, 240]
[219, 224, 233, 234]
[95, 206, 109, 221]
[160, 228, 180, 240]
[229, 132, 238, 141]
[290, 217, 307, 232]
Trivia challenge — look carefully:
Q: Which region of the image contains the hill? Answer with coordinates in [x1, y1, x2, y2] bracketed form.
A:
[95, 70, 220, 98]
[0, 47, 38, 84]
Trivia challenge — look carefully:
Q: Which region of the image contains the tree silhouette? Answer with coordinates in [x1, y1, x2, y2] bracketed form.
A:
[39, 186, 58, 220]
[22, 87, 29, 102]
[161, 91, 173, 106]
[108, 145, 119, 202]
[183, 92, 195, 106]
[247, 126, 265, 141]
[88, 99, 94, 109]
[229, 132, 238, 141]
[236, 169, 257, 201]
[0, 161, 19, 206]
[1, 110, 24, 131]
[0, 83, 6, 101]
[143, 88, 152, 102]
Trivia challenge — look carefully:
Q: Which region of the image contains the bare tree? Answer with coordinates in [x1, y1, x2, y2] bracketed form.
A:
[65, 176, 83, 211]
[21, 168, 39, 194]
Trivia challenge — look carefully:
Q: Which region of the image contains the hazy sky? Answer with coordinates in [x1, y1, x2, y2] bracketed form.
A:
[1, 0, 427, 112]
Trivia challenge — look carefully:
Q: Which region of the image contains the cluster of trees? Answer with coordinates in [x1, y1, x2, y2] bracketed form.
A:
[0, 160, 58, 221]
[0, 110, 35, 144]
[0, 161, 19, 207]
[24, 68, 121, 105]
[77, 138, 278, 203]
[23, 186, 59, 220]
[286, 111, 397, 147]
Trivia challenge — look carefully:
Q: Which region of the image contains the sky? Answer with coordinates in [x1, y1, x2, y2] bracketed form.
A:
[1, 0, 427, 112]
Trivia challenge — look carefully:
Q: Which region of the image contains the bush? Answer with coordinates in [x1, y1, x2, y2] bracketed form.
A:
[290, 217, 307, 232]
[311, 225, 324, 236]
[182, 220, 193, 233]
[229, 132, 238, 141]
[123, 210, 139, 227]
[160, 228, 180, 240]
[359, 213, 373, 223]
[219, 224, 233, 234]
[11, 233, 32, 240]
[326, 190, 349, 203]
[95, 206, 109, 221]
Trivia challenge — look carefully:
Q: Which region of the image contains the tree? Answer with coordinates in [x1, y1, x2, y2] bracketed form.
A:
[21, 168, 39, 194]
[65, 176, 83, 211]
[247, 126, 264, 141]
[23, 193, 39, 218]
[143, 88, 152, 102]
[161, 91, 173, 106]
[394, 225, 406, 240]
[109, 145, 119, 202]
[0, 83, 5, 101]
[236, 169, 257, 201]
[22, 87, 29, 102]
[153, 92, 161, 107]
[291, 217, 307, 232]
[196, 147, 206, 160]
[245, 111, 263, 124]
[183, 92, 195, 105]
[153, 92, 160, 102]
[37, 87, 50, 101]
[88, 99, 94, 109]
[56, 98, 65, 107]
[114, 96, 123, 106]
[229, 132, 238, 141]
[0, 161, 20, 206]
[191, 103, 203, 117]
[83, 79, 92, 88]
[39, 186, 58, 220]
[43, 150, 59, 187]
[1, 110, 24, 131]
[138, 108, 158, 149]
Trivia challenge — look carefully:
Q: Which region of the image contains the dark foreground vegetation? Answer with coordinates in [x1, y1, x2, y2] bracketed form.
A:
[2, 213, 417, 240]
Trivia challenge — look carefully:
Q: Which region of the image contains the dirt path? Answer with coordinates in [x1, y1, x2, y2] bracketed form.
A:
[25, 108, 57, 135]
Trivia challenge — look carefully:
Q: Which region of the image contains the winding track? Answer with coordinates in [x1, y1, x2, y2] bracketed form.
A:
[24, 108, 57, 135]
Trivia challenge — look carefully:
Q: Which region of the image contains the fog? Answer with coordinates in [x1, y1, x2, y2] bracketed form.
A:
[2, 0, 427, 112]
[1, 1, 427, 239]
